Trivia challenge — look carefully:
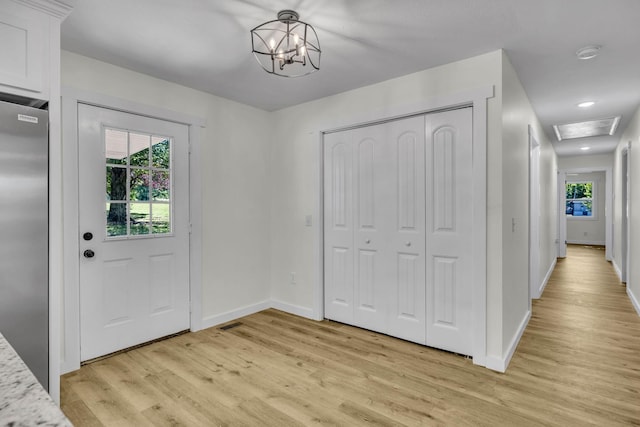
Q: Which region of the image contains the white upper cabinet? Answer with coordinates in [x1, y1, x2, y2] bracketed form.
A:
[0, 0, 73, 101]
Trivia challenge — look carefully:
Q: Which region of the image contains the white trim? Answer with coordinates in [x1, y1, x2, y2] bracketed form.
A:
[200, 300, 271, 330]
[536, 257, 557, 298]
[271, 299, 316, 319]
[613, 259, 623, 283]
[558, 167, 613, 261]
[628, 287, 640, 317]
[485, 310, 531, 373]
[529, 125, 540, 304]
[314, 85, 493, 368]
[60, 87, 204, 374]
[12, 0, 73, 19]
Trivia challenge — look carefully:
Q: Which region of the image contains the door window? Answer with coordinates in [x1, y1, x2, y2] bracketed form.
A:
[105, 128, 172, 238]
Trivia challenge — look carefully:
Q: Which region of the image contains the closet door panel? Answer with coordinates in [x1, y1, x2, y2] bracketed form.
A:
[324, 133, 354, 323]
[386, 117, 427, 344]
[425, 108, 474, 356]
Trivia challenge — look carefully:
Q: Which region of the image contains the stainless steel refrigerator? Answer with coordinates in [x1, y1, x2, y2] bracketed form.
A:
[0, 99, 48, 390]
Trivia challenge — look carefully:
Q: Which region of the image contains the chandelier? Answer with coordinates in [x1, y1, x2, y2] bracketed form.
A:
[250, 10, 321, 77]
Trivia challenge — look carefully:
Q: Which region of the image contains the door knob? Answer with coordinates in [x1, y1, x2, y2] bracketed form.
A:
[406, 242, 412, 247]
[365, 239, 371, 244]
[83, 249, 95, 258]
[83, 232, 93, 241]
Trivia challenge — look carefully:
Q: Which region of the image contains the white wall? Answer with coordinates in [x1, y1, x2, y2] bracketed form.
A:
[61, 51, 272, 323]
[565, 172, 606, 245]
[500, 52, 557, 359]
[613, 103, 640, 315]
[558, 153, 613, 171]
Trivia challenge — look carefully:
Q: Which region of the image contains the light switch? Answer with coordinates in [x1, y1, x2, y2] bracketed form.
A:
[305, 215, 313, 227]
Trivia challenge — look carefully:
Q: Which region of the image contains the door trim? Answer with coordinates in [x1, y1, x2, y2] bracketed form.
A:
[529, 126, 541, 299]
[314, 85, 493, 368]
[61, 87, 205, 374]
[558, 166, 613, 261]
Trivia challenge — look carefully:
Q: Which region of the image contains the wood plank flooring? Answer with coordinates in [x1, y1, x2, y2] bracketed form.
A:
[61, 245, 640, 426]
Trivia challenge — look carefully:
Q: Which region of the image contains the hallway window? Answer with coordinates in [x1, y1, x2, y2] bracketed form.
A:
[566, 181, 593, 217]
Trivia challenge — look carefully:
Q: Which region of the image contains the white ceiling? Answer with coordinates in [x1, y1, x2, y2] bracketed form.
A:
[61, 0, 640, 157]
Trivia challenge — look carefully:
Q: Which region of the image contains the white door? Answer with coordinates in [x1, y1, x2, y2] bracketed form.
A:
[324, 108, 474, 355]
[78, 104, 190, 361]
[424, 108, 473, 356]
[324, 116, 426, 344]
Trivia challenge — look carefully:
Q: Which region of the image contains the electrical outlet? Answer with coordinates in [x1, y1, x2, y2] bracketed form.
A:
[584, 231, 588, 236]
[290, 272, 296, 285]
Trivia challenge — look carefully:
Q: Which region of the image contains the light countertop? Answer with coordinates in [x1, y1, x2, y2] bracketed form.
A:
[0, 333, 72, 426]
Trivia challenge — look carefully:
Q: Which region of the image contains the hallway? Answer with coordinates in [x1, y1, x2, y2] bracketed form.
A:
[509, 244, 640, 425]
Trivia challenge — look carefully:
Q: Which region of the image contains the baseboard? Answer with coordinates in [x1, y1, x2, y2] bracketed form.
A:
[200, 300, 271, 330]
[536, 258, 557, 298]
[612, 259, 623, 282]
[270, 299, 316, 320]
[628, 287, 640, 317]
[485, 310, 531, 373]
[566, 240, 605, 246]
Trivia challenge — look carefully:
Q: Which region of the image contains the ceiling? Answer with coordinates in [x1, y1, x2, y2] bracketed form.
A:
[61, 0, 640, 157]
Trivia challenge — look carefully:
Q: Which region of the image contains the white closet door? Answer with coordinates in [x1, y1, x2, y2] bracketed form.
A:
[324, 131, 355, 325]
[425, 107, 473, 355]
[383, 118, 426, 344]
[324, 116, 426, 344]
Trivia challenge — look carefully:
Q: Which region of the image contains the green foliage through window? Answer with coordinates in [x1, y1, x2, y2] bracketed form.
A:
[566, 181, 593, 217]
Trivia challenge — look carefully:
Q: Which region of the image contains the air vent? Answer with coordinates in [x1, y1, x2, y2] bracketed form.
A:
[553, 116, 620, 141]
[219, 321, 243, 330]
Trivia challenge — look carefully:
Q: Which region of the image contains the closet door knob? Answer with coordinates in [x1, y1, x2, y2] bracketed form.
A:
[365, 239, 371, 244]
[405, 242, 411, 247]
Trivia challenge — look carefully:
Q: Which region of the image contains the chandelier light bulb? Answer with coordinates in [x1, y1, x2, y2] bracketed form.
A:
[250, 9, 321, 77]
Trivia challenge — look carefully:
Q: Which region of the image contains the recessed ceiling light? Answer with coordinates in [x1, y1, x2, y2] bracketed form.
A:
[576, 45, 602, 60]
[580, 147, 591, 151]
[578, 101, 595, 108]
[552, 116, 621, 141]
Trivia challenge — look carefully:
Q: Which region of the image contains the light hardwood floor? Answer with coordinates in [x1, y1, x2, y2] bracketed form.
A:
[61, 245, 640, 426]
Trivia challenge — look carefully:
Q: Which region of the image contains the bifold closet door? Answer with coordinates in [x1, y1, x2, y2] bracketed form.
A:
[324, 107, 474, 356]
[323, 116, 426, 344]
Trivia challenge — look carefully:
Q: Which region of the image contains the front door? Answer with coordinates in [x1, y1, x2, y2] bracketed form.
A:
[78, 104, 190, 361]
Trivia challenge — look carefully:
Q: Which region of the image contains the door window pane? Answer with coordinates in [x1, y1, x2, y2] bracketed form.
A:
[152, 170, 170, 201]
[152, 137, 170, 168]
[151, 203, 170, 234]
[130, 168, 149, 201]
[130, 203, 150, 235]
[106, 202, 127, 237]
[106, 166, 127, 201]
[104, 127, 172, 238]
[105, 129, 128, 165]
[129, 133, 151, 167]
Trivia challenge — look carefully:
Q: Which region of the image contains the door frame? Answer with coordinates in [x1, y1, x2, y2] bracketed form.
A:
[621, 144, 631, 282]
[61, 87, 205, 373]
[313, 85, 493, 367]
[529, 126, 541, 299]
[558, 166, 613, 261]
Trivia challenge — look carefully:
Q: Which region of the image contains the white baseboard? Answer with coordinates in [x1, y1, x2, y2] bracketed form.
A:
[628, 287, 640, 317]
[566, 240, 605, 246]
[612, 259, 623, 282]
[536, 258, 557, 298]
[200, 300, 271, 330]
[270, 299, 316, 320]
[485, 310, 531, 373]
